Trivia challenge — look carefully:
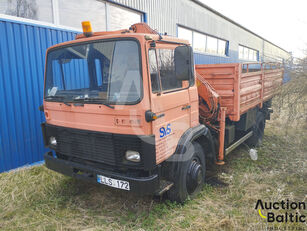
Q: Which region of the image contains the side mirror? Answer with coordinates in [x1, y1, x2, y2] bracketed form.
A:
[174, 45, 194, 81]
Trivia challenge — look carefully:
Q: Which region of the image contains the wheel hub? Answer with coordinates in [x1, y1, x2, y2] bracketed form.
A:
[186, 160, 203, 194]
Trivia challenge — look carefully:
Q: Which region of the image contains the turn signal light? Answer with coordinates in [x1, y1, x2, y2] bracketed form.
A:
[145, 110, 157, 122]
[81, 21, 93, 37]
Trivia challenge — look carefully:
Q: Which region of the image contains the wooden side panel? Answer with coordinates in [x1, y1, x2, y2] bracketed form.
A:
[239, 71, 262, 114]
[263, 69, 283, 101]
[196, 63, 283, 123]
[195, 64, 240, 121]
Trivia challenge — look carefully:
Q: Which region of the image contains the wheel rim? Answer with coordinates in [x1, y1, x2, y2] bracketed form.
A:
[186, 157, 203, 195]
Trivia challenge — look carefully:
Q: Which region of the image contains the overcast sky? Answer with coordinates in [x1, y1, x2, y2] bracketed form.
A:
[200, 0, 307, 58]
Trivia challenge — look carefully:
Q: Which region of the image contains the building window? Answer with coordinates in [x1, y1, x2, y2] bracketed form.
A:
[193, 32, 206, 53]
[0, 0, 143, 31]
[218, 40, 227, 56]
[0, 0, 54, 23]
[177, 26, 228, 56]
[178, 27, 192, 45]
[239, 45, 244, 59]
[239, 45, 259, 61]
[206, 36, 218, 54]
[59, 0, 107, 31]
[107, 4, 142, 31]
[58, 0, 142, 31]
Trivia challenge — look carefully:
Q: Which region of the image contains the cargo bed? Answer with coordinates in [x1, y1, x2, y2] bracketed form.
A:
[195, 63, 283, 121]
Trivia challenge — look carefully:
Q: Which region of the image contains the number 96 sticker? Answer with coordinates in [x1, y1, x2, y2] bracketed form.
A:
[159, 123, 171, 138]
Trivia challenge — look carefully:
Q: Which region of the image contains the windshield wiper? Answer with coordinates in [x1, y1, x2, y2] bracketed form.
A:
[45, 96, 71, 106]
[73, 98, 114, 109]
[45, 95, 65, 100]
[84, 98, 115, 109]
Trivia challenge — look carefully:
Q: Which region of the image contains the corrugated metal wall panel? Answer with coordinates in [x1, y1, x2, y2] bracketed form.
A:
[0, 18, 77, 172]
[111, 0, 290, 62]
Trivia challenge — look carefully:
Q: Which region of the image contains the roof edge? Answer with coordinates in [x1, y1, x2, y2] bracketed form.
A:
[191, 0, 290, 54]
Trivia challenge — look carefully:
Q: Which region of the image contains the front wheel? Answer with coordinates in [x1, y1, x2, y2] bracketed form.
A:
[167, 142, 206, 203]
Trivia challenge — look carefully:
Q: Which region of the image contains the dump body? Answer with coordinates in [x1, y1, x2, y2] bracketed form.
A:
[196, 63, 283, 121]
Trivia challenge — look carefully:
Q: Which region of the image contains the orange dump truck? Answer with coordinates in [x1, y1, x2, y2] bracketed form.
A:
[41, 23, 283, 202]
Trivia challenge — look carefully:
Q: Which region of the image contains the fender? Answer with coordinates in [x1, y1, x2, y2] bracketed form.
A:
[175, 125, 208, 155]
[161, 124, 216, 182]
[169, 124, 216, 161]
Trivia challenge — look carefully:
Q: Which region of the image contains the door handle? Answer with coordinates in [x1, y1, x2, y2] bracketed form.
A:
[181, 105, 191, 110]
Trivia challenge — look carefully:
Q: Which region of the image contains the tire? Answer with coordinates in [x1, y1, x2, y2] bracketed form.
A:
[246, 112, 265, 147]
[167, 142, 206, 203]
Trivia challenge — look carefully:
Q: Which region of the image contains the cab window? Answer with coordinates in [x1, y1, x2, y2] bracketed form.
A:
[148, 49, 161, 93]
[157, 49, 182, 91]
[148, 48, 191, 93]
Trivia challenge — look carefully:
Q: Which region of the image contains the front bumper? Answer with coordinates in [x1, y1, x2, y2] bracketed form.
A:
[41, 123, 156, 171]
[44, 152, 160, 195]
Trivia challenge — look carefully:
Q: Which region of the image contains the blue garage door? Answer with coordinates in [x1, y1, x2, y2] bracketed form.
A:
[0, 17, 77, 172]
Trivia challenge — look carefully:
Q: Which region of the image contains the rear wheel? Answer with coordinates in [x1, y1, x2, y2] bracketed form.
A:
[246, 112, 265, 147]
[167, 142, 206, 203]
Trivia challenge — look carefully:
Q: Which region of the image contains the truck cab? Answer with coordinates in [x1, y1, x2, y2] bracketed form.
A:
[42, 23, 205, 201]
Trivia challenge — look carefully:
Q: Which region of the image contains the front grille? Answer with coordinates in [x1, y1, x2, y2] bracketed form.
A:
[43, 123, 156, 170]
[45, 125, 145, 167]
[57, 130, 117, 165]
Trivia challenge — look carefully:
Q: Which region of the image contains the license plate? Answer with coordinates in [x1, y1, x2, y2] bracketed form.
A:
[97, 175, 130, 191]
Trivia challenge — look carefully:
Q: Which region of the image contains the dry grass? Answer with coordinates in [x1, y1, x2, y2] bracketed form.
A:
[0, 76, 306, 231]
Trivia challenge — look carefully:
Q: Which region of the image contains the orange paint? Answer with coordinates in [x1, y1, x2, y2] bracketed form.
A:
[195, 63, 283, 122]
[217, 107, 226, 164]
[196, 63, 283, 161]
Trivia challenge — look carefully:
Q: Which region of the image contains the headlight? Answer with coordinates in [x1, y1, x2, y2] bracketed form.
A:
[125, 150, 140, 162]
[49, 136, 57, 146]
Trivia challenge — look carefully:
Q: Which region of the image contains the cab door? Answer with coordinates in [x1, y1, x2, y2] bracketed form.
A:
[148, 44, 192, 164]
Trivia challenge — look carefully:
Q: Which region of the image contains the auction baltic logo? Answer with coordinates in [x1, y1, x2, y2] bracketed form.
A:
[255, 199, 306, 223]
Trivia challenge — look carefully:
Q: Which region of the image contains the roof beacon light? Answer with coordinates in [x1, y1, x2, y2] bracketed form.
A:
[82, 21, 93, 37]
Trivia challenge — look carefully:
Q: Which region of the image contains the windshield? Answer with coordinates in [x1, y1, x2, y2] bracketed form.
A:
[44, 39, 142, 104]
